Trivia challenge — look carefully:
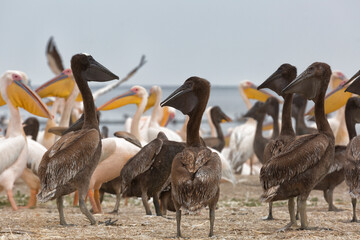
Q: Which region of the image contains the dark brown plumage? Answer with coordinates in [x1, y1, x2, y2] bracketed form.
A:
[257, 64, 297, 221]
[343, 94, 360, 222]
[119, 131, 185, 216]
[203, 106, 232, 151]
[23, 117, 40, 140]
[292, 95, 345, 214]
[161, 77, 222, 238]
[261, 62, 335, 230]
[37, 54, 119, 225]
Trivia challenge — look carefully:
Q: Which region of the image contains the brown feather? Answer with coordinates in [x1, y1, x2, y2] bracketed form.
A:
[38, 129, 100, 201]
[171, 147, 221, 211]
[261, 134, 330, 191]
[120, 135, 165, 194]
[345, 136, 360, 198]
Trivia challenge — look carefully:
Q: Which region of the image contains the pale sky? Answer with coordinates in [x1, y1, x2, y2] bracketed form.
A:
[1, 0, 360, 87]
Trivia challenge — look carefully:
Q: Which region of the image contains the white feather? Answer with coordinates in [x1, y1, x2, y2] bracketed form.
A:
[0, 136, 26, 174]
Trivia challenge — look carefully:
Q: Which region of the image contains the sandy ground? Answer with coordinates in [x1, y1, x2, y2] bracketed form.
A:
[0, 175, 360, 240]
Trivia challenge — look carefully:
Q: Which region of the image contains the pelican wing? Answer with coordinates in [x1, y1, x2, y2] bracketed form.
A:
[0, 136, 26, 174]
[120, 133, 166, 193]
[46, 37, 64, 75]
[345, 137, 360, 198]
[38, 129, 100, 195]
[327, 145, 347, 173]
[261, 134, 330, 190]
[114, 131, 142, 148]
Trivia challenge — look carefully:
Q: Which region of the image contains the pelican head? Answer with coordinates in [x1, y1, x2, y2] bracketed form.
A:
[97, 85, 148, 111]
[0, 71, 52, 118]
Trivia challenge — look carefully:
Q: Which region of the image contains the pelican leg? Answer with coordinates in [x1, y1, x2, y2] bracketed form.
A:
[141, 190, 152, 215]
[263, 202, 274, 220]
[160, 200, 167, 216]
[99, 189, 104, 203]
[94, 189, 102, 213]
[110, 191, 120, 214]
[7, 190, 18, 211]
[327, 188, 340, 211]
[176, 209, 182, 237]
[250, 155, 254, 175]
[295, 197, 300, 220]
[73, 191, 79, 206]
[23, 188, 38, 208]
[153, 193, 162, 216]
[209, 206, 215, 237]
[56, 196, 70, 226]
[298, 197, 308, 229]
[277, 197, 297, 232]
[323, 189, 329, 204]
[351, 198, 358, 222]
[79, 188, 96, 225]
[88, 190, 99, 213]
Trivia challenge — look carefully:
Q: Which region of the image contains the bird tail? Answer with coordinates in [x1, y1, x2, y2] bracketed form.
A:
[260, 185, 279, 202]
[37, 189, 56, 203]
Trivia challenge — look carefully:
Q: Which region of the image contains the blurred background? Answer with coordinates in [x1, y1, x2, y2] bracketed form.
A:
[1, 0, 360, 134]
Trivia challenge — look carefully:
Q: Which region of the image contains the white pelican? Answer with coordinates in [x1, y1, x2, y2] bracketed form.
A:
[227, 80, 279, 174]
[0, 71, 52, 210]
[146, 85, 182, 142]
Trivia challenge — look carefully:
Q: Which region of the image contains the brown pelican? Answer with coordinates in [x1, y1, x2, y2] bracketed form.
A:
[37, 53, 119, 225]
[161, 77, 222, 237]
[257, 64, 297, 222]
[344, 73, 360, 222]
[293, 94, 346, 215]
[261, 62, 335, 230]
[204, 106, 232, 152]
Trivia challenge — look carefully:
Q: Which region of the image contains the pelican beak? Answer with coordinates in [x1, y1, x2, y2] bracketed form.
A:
[83, 56, 119, 82]
[305, 80, 352, 116]
[75, 93, 83, 102]
[0, 94, 6, 106]
[7, 79, 53, 119]
[221, 116, 232, 123]
[160, 81, 197, 115]
[282, 68, 320, 100]
[160, 106, 175, 127]
[144, 90, 156, 112]
[220, 111, 232, 123]
[36, 70, 74, 98]
[262, 121, 273, 131]
[97, 89, 141, 111]
[345, 70, 360, 95]
[244, 82, 280, 103]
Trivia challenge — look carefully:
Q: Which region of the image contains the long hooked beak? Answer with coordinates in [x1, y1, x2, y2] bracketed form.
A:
[36, 69, 74, 98]
[344, 70, 360, 95]
[244, 82, 282, 103]
[97, 90, 141, 111]
[7, 79, 53, 118]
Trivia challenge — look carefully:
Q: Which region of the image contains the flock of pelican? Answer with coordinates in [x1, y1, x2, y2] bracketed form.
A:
[1, 37, 360, 237]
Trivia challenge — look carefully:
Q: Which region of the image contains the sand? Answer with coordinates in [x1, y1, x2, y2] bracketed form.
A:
[0, 175, 359, 239]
